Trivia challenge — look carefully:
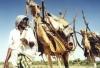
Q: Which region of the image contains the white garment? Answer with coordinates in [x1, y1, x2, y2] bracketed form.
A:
[8, 27, 37, 67]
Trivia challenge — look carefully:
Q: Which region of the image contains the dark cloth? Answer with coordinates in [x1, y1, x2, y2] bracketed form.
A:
[37, 38, 44, 53]
[17, 53, 33, 68]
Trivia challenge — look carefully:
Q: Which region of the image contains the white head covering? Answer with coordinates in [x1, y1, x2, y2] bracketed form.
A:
[15, 15, 28, 27]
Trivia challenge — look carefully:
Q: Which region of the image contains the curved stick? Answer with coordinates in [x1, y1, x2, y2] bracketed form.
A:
[73, 15, 84, 50]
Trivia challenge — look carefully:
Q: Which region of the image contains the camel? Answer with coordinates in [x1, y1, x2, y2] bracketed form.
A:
[80, 29, 100, 68]
[26, 0, 74, 68]
[75, 11, 100, 68]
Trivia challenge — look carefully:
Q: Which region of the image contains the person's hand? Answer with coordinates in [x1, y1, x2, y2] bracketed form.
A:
[20, 38, 28, 46]
[4, 61, 9, 68]
[29, 42, 34, 48]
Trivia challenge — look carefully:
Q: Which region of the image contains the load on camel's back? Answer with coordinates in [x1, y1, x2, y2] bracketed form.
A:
[45, 12, 73, 39]
[44, 12, 74, 49]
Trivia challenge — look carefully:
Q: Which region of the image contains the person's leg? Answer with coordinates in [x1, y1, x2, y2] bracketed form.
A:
[10, 50, 19, 68]
[12, 65, 18, 68]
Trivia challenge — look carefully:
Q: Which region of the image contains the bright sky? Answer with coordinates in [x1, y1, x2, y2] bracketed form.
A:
[0, 0, 100, 62]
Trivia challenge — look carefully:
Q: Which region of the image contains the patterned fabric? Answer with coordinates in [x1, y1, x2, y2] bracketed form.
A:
[17, 53, 33, 68]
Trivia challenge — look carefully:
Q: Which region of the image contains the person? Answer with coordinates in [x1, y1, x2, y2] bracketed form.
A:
[4, 15, 37, 68]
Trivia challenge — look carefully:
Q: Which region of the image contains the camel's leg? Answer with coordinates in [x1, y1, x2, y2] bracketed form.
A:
[87, 50, 97, 68]
[44, 47, 53, 68]
[93, 62, 97, 68]
[61, 53, 69, 68]
[55, 54, 62, 68]
[91, 57, 97, 68]
[91, 52, 97, 68]
[85, 49, 92, 63]
[46, 54, 53, 68]
[57, 55, 62, 68]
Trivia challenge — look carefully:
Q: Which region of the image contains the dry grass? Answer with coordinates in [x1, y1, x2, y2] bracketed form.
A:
[1, 64, 99, 68]
[1, 61, 100, 68]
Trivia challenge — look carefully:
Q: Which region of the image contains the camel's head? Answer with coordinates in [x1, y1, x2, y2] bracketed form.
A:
[26, 0, 41, 16]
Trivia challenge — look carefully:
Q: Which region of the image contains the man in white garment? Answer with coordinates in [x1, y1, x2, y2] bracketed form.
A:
[4, 15, 37, 68]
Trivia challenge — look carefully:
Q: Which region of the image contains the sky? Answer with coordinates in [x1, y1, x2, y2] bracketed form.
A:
[0, 0, 100, 62]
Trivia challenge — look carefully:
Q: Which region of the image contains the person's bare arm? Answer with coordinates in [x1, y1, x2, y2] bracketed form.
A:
[4, 48, 12, 68]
